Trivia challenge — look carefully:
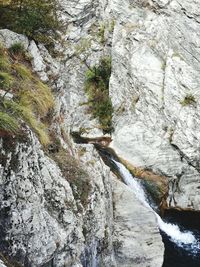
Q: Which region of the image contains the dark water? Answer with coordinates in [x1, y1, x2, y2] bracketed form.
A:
[162, 209, 200, 267]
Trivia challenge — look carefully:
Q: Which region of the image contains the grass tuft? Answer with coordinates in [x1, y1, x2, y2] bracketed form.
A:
[13, 63, 32, 80]
[0, 44, 55, 145]
[0, 72, 13, 89]
[2, 99, 50, 145]
[9, 42, 25, 57]
[0, 111, 19, 134]
[19, 81, 54, 117]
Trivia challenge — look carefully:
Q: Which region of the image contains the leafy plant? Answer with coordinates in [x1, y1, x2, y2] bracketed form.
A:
[85, 56, 113, 133]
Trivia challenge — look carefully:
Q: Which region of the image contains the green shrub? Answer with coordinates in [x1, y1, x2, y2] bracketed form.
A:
[85, 56, 113, 133]
[0, 57, 10, 71]
[180, 94, 196, 106]
[19, 81, 54, 117]
[0, 0, 61, 46]
[2, 99, 51, 145]
[9, 42, 25, 56]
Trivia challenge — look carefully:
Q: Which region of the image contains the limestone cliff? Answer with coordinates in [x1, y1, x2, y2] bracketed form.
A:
[2, 0, 199, 266]
[109, 0, 200, 210]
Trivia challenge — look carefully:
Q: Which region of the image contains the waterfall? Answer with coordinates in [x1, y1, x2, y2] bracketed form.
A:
[113, 160, 198, 248]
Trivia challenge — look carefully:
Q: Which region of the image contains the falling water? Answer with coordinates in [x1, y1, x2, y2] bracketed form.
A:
[113, 160, 198, 249]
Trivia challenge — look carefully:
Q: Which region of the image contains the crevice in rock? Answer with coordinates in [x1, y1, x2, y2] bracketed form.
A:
[168, 171, 185, 207]
[71, 131, 112, 147]
[170, 142, 200, 174]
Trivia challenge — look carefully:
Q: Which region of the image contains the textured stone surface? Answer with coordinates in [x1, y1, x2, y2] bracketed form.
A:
[0, 130, 115, 266]
[112, 177, 164, 267]
[0, 131, 80, 266]
[109, 0, 200, 209]
[0, 29, 29, 49]
[0, 0, 184, 266]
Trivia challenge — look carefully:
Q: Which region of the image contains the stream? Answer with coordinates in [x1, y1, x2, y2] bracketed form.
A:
[112, 159, 200, 267]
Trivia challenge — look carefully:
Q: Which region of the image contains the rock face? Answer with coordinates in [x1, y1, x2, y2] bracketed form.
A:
[109, 0, 200, 210]
[2, 0, 188, 266]
[0, 130, 115, 267]
[112, 177, 163, 267]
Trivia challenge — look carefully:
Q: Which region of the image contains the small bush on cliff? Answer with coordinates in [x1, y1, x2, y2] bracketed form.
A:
[9, 42, 25, 57]
[84, 56, 113, 133]
[180, 94, 196, 107]
[0, 0, 60, 45]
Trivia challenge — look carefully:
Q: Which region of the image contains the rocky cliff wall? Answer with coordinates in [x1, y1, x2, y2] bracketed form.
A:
[4, 0, 199, 266]
[109, 0, 200, 210]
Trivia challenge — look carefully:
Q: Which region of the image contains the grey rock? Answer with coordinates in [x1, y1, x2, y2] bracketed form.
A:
[28, 41, 48, 81]
[112, 177, 164, 267]
[109, 0, 200, 209]
[0, 29, 29, 49]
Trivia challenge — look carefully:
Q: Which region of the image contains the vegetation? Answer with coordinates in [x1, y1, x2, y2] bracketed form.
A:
[84, 56, 113, 133]
[180, 94, 197, 106]
[109, 20, 115, 33]
[0, 45, 10, 71]
[98, 23, 105, 44]
[0, 72, 13, 90]
[9, 42, 25, 56]
[0, 111, 19, 134]
[0, 0, 60, 45]
[50, 148, 92, 209]
[13, 63, 32, 80]
[0, 43, 54, 145]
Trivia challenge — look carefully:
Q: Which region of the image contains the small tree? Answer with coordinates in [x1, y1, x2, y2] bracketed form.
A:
[0, 0, 60, 45]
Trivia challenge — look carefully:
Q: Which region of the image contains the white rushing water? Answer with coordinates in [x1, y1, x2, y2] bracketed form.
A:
[113, 160, 197, 247]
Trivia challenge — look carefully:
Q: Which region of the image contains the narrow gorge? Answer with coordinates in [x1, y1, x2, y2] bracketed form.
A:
[0, 0, 200, 266]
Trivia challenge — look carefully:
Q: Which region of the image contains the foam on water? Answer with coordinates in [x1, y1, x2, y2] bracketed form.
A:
[113, 159, 197, 248]
[156, 214, 196, 245]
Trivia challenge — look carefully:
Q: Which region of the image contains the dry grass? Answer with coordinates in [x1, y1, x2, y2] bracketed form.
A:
[0, 44, 55, 145]
[0, 111, 19, 134]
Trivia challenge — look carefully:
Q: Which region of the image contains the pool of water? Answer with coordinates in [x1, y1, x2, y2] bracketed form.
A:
[162, 209, 200, 267]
